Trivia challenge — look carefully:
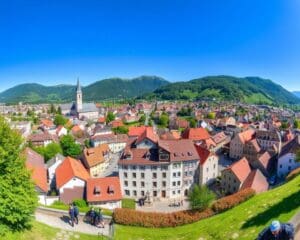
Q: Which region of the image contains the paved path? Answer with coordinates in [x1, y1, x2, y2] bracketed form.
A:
[289, 210, 300, 239]
[35, 208, 111, 237]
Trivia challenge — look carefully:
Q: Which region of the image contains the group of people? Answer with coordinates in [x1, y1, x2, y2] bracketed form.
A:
[257, 220, 295, 240]
[86, 207, 105, 228]
[68, 203, 79, 227]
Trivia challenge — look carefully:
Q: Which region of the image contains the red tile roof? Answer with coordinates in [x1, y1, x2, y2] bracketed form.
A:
[128, 126, 147, 137]
[182, 128, 210, 141]
[56, 157, 90, 189]
[24, 147, 44, 167]
[258, 151, 272, 169]
[226, 157, 251, 182]
[26, 162, 48, 193]
[86, 177, 122, 203]
[136, 127, 158, 144]
[240, 169, 269, 193]
[40, 119, 54, 128]
[98, 117, 106, 123]
[238, 129, 255, 144]
[110, 120, 124, 128]
[194, 145, 213, 165]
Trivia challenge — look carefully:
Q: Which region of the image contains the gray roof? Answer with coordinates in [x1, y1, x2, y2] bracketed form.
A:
[78, 103, 98, 113]
[60, 103, 73, 111]
[46, 153, 65, 168]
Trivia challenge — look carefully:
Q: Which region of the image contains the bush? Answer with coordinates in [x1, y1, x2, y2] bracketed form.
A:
[212, 188, 255, 213]
[73, 199, 87, 208]
[188, 185, 215, 211]
[113, 208, 214, 228]
[122, 198, 136, 209]
[286, 167, 300, 181]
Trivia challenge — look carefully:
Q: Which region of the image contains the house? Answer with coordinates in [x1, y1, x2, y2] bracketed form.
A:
[221, 157, 251, 194]
[55, 156, 90, 204]
[24, 148, 48, 204]
[10, 121, 32, 138]
[82, 144, 110, 177]
[182, 127, 211, 142]
[46, 153, 65, 189]
[71, 125, 84, 138]
[250, 151, 272, 177]
[91, 134, 128, 153]
[169, 117, 189, 130]
[86, 177, 122, 210]
[195, 145, 219, 185]
[256, 129, 282, 152]
[243, 139, 261, 164]
[135, 127, 158, 149]
[277, 135, 300, 178]
[29, 132, 58, 146]
[229, 129, 255, 159]
[128, 126, 147, 138]
[109, 119, 124, 128]
[240, 169, 269, 193]
[40, 119, 56, 134]
[56, 125, 68, 137]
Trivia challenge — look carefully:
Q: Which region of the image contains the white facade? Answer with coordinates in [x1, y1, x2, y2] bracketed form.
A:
[89, 200, 121, 210]
[48, 159, 64, 188]
[277, 153, 300, 178]
[59, 178, 85, 194]
[199, 155, 219, 185]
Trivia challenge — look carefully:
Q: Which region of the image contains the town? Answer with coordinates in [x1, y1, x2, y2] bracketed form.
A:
[5, 79, 299, 222]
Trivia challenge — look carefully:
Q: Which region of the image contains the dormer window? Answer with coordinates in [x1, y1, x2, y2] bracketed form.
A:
[108, 185, 114, 194]
[187, 151, 193, 156]
[94, 186, 101, 195]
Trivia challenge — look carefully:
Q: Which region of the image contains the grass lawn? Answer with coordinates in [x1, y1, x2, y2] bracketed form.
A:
[4, 221, 106, 240]
[121, 198, 136, 209]
[115, 175, 300, 240]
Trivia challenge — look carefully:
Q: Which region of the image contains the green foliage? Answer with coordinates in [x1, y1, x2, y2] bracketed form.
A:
[0, 117, 37, 233]
[207, 112, 216, 119]
[189, 118, 197, 128]
[121, 198, 136, 209]
[54, 114, 67, 126]
[106, 111, 115, 124]
[113, 126, 129, 134]
[84, 139, 91, 148]
[188, 185, 215, 211]
[158, 113, 169, 128]
[280, 121, 289, 130]
[177, 107, 192, 117]
[294, 119, 300, 129]
[139, 115, 146, 124]
[57, 106, 62, 115]
[60, 135, 81, 157]
[34, 143, 63, 162]
[73, 199, 87, 208]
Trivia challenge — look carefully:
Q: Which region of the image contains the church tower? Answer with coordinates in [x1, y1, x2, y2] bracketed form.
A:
[76, 78, 82, 112]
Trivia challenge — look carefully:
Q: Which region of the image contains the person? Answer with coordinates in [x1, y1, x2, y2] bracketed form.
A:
[68, 204, 75, 227]
[109, 218, 114, 237]
[257, 220, 294, 240]
[89, 207, 96, 225]
[73, 203, 79, 224]
[95, 209, 105, 228]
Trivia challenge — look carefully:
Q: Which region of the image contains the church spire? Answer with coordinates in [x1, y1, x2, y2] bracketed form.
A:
[76, 78, 82, 92]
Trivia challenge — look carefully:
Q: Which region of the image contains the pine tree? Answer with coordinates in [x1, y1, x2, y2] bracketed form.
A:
[0, 117, 37, 234]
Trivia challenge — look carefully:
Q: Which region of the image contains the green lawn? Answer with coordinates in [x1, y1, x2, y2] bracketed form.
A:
[4, 221, 106, 240]
[115, 175, 300, 240]
[121, 198, 136, 209]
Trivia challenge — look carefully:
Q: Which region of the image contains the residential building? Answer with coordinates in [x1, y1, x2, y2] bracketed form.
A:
[229, 129, 255, 159]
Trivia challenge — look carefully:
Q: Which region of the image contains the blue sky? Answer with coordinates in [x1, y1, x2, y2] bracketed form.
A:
[1, 0, 300, 92]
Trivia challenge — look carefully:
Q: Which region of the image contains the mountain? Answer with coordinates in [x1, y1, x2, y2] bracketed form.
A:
[0, 76, 169, 104]
[293, 91, 300, 98]
[144, 76, 300, 105]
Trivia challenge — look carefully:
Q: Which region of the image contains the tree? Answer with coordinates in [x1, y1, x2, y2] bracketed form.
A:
[113, 126, 129, 134]
[159, 113, 169, 128]
[60, 135, 81, 157]
[280, 121, 289, 130]
[294, 119, 300, 129]
[189, 118, 197, 128]
[188, 185, 215, 211]
[34, 143, 63, 162]
[0, 117, 37, 233]
[54, 114, 67, 126]
[57, 106, 62, 115]
[207, 112, 216, 119]
[139, 115, 146, 124]
[106, 111, 115, 124]
[50, 104, 56, 114]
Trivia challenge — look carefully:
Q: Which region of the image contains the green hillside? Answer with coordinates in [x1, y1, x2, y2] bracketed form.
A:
[145, 76, 300, 105]
[115, 175, 300, 240]
[0, 76, 168, 104]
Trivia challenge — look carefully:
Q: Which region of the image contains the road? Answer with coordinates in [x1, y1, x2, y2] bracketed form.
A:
[98, 152, 121, 177]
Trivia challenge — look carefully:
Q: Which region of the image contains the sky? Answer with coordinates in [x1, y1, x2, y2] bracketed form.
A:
[1, 0, 300, 92]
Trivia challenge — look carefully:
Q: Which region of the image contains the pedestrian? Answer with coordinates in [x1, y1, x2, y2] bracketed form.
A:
[69, 204, 75, 227]
[257, 220, 294, 240]
[109, 218, 114, 237]
[73, 203, 79, 224]
[96, 209, 105, 228]
[89, 207, 96, 225]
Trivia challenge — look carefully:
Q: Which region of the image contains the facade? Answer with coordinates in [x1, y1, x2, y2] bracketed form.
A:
[229, 129, 255, 159]
[46, 153, 65, 189]
[118, 137, 200, 201]
[256, 129, 282, 152]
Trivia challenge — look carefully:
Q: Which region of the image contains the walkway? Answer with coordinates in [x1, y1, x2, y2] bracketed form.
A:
[136, 198, 190, 213]
[35, 208, 111, 238]
[289, 210, 300, 239]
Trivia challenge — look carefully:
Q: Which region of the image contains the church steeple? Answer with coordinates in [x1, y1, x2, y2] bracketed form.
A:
[76, 78, 82, 112]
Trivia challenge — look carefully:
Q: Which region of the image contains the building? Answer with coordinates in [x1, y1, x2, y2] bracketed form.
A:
[86, 177, 122, 209]
[82, 144, 110, 177]
[277, 135, 300, 178]
[60, 79, 99, 120]
[118, 138, 200, 201]
[240, 169, 269, 193]
[182, 127, 211, 143]
[229, 129, 255, 159]
[256, 129, 282, 152]
[91, 134, 128, 153]
[46, 153, 65, 189]
[28, 132, 58, 147]
[55, 156, 90, 204]
[10, 121, 32, 138]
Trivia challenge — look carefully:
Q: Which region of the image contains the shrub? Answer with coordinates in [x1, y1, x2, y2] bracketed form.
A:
[122, 198, 136, 209]
[188, 185, 215, 210]
[212, 188, 255, 213]
[113, 208, 214, 228]
[286, 167, 300, 181]
[73, 199, 87, 208]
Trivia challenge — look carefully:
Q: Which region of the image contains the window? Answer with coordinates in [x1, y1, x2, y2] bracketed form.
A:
[123, 172, 128, 178]
[162, 181, 166, 187]
[140, 166, 145, 170]
[132, 172, 136, 178]
[141, 181, 145, 187]
[132, 166, 136, 170]
[153, 182, 157, 187]
[289, 159, 292, 163]
[141, 172, 145, 178]
[206, 167, 209, 172]
[280, 164, 282, 169]
[141, 191, 145, 196]
[288, 166, 291, 171]
[172, 181, 176, 187]
[124, 181, 128, 187]
[177, 190, 180, 194]
[184, 171, 188, 177]
[162, 172, 167, 178]
[152, 172, 157, 179]
[153, 191, 157, 197]
[151, 166, 157, 170]
[213, 164, 216, 169]
[177, 181, 181, 186]
[177, 172, 181, 177]
[132, 181, 136, 187]
[125, 190, 130, 196]
[172, 191, 176, 195]
[173, 172, 176, 177]
[184, 180, 188, 185]
[133, 190, 137, 196]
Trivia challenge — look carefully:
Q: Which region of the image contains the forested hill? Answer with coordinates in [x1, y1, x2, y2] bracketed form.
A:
[0, 76, 169, 104]
[143, 76, 300, 105]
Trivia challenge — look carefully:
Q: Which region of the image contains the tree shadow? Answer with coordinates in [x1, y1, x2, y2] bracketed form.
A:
[241, 190, 300, 229]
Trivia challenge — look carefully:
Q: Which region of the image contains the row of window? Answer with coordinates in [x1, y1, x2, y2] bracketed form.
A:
[121, 165, 169, 171]
[124, 189, 181, 197]
[124, 180, 167, 188]
[123, 172, 167, 179]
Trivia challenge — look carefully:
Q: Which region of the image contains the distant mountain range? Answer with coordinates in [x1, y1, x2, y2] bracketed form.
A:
[0, 75, 299, 105]
[143, 76, 300, 105]
[293, 91, 300, 98]
[0, 76, 169, 104]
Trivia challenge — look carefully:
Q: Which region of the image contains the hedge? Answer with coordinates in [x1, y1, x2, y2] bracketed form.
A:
[286, 167, 300, 182]
[211, 188, 255, 213]
[114, 188, 256, 227]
